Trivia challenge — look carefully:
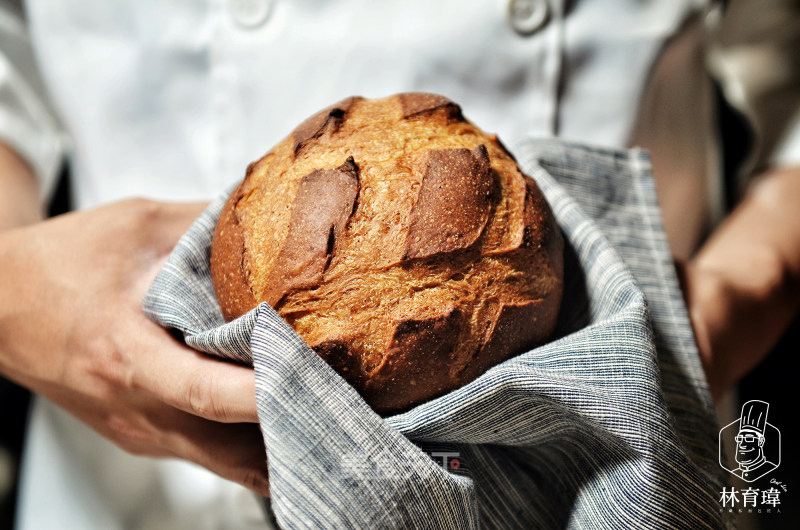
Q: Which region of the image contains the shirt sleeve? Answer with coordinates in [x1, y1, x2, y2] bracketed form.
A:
[0, 2, 63, 202]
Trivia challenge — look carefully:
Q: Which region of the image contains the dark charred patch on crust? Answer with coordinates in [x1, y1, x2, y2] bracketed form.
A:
[363, 306, 464, 414]
[521, 176, 557, 250]
[484, 300, 546, 353]
[459, 297, 558, 382]
[292, 96, 363, 155]
[405, 145, 493, 259]
[265, 157, 360, 306]
[399, 92, 463, 121]
[313, 340, 366, 388]
[525, 175, 565, 288]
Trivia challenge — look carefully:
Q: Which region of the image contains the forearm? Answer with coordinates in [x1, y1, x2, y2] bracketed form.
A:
[0, 141, 42, 378]
[0, 141, 43, 230]
[686, 165, 800, 398]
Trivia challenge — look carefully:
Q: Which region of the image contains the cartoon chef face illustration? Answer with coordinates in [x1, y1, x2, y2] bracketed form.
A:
[735, 429, 764, 466]
[731, 400, 779, 482]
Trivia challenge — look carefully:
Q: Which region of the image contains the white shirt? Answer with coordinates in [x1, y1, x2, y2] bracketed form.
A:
[14, 0, 707, 207]
[0, 0, 794, 528]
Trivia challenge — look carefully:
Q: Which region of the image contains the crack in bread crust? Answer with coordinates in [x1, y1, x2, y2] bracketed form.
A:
[404, 145, 493, 260]
[263, 157, 360, 307]
[210, 93, 564, 414]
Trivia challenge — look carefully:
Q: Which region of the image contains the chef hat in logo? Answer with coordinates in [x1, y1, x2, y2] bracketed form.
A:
[739, 400, 769, 435]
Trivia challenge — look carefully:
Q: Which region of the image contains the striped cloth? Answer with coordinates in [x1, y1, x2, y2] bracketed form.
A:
[143, 139, 730, 529]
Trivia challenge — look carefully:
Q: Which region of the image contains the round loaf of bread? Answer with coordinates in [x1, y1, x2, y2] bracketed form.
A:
[210, 93, 563, 414]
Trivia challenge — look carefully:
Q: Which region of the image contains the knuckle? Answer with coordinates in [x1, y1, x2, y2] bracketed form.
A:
[240, 467, 270, 496]
[186, 371, 227, 420]
[105, 414, 151, 454]
[86, 335, 135, 389]
[122, 198, 162, 226]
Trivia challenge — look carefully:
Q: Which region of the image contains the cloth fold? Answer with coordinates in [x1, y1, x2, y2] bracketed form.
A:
[144, 139, 729, 529]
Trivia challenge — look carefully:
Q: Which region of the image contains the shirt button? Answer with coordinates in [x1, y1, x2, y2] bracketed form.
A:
[228, 0, 273, 29]
[508, 0, 550, 36]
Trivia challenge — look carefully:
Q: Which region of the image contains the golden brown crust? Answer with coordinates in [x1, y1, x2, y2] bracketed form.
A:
[398, 92, 464, 121]
[263, 157, 360, 306]
[365, 305, 466, 412]
[292, 96, 363, 155]
[210, 93, 564, 414]
[404, 145, 493, 259]
[210, 181, 258, 322]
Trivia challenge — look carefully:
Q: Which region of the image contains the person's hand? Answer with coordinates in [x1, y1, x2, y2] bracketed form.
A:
[676, 256, 787, 401]
[676, 165, 800, 402]
[0, 199, 269, 496]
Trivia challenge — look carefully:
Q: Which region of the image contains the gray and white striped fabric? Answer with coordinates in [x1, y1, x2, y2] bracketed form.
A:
[143, 139, 730, 529]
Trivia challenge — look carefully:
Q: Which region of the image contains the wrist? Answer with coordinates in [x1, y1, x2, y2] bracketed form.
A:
[0, 229, 22, 378]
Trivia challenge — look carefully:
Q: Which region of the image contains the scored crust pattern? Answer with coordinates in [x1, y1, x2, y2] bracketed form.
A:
[210, 93, 564, 414]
